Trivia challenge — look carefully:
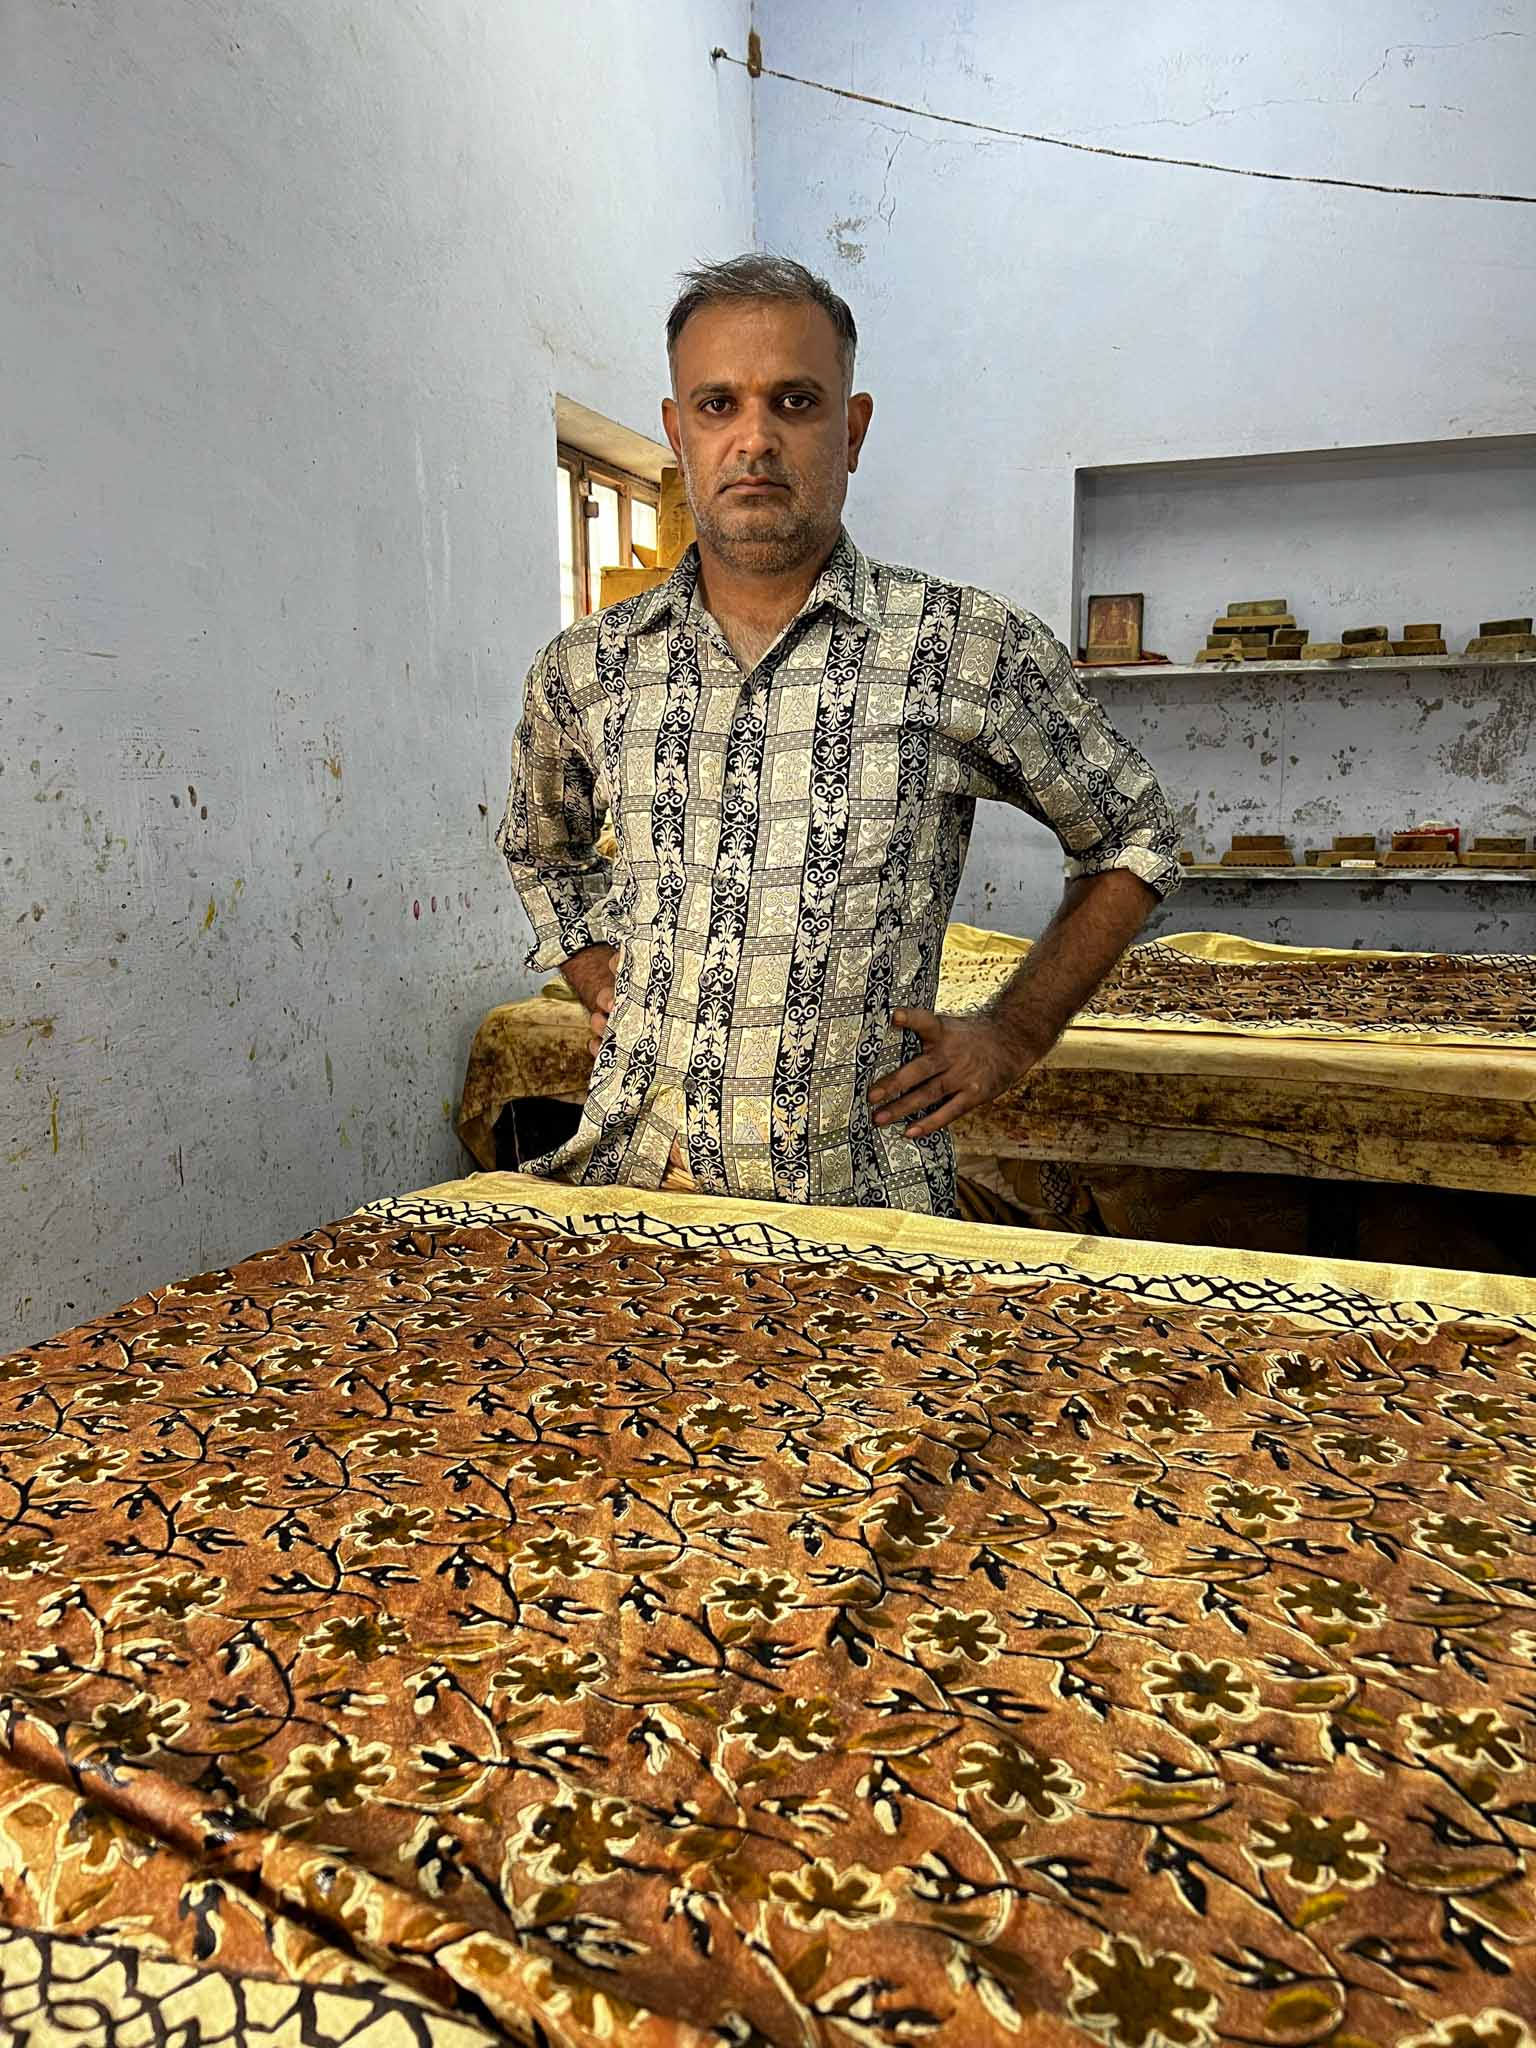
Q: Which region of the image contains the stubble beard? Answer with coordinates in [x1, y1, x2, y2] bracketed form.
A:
[691, 494, 837, 575]
[686, 455, 846, 576]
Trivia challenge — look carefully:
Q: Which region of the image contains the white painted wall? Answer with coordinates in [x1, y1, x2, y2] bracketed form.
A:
[753, 0, 1536, 945]
[1, 0, 751, 1350]
[1078, 438, 1536, 665]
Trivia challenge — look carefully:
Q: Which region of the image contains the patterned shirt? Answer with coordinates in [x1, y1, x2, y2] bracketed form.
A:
[499, 530, 1180, 1215]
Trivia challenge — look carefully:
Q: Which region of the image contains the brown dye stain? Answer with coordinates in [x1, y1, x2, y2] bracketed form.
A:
[49, 1093, 60, 1155]
[325, 757, 343, 780]
[1439, 693, 1528, 782]
[204, 898, 217, 930]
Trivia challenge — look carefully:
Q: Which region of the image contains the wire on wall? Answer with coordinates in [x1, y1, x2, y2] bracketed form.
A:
[708, 47, 1536, 207]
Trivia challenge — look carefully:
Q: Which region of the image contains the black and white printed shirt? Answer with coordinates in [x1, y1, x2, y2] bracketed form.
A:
[499, 531, 1180, 1215]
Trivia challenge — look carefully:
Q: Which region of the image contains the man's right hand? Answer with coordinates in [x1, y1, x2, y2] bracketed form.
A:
[560, 943, 617, 1060]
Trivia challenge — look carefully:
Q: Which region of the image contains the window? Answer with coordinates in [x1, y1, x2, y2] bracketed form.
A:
[556, 446, 662, 627]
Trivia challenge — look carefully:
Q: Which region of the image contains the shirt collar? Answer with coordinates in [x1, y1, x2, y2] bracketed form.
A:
[624, 528, 881, 639]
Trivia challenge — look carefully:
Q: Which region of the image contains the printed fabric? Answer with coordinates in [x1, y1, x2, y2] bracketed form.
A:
[498, 532, 1180, 1215]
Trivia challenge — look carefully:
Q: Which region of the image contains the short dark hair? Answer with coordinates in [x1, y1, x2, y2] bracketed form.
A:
[666, 254, 858, 383]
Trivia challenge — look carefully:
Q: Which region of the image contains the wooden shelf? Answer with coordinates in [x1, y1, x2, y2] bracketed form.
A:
[1079, 656, 1536, 684]
[1180, 865, 1536, 884]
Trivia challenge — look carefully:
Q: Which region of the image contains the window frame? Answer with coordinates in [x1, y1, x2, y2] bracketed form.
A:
[556, 444, 662, 620]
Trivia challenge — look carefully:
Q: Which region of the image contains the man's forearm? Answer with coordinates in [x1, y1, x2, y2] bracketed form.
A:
[989, 867, 1157, 1057]
[560, 941, 617, 1013]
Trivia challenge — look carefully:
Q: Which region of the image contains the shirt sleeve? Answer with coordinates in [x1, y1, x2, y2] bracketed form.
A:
[497, 636, 617, 972]
[973, 605, 1183, 902]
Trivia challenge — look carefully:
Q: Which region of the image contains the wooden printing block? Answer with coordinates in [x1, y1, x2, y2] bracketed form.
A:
[1344, 640, 1395, 658]
[1479, 617, 1534, 637]
[1392, 831, 1454, 852]
[1222, 845, 1295, 866]
[1341, 626, 1390, 644]
[1463, 850, 1528, 867]
[1333, 835, 1377, 852]
[1194, 648, 1244, 663]
[1213, 614, 1295, 634]
[1401, 622, 1443, 639]
[1466, 633, 1536, 657]
[1392, 638, 1447, 655]
[1301, 642, 1346, 660]
[1381, 850, 1459, 867]
[1471, 836, 1527, 854]
[1233, 834, 1289, 849]
[1226, 599, 1288, 617]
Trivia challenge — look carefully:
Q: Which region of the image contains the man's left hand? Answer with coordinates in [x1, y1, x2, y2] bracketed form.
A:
[868, 1009, 1044, 1139]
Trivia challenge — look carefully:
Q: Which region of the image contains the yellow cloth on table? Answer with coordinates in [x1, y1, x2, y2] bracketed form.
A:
[457, 925, 1536, 1197]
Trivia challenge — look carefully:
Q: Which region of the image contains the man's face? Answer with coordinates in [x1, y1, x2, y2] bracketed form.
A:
[662, 299, 873, 576]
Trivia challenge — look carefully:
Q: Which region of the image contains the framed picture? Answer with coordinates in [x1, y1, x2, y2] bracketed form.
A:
[1083, 592, 1144, 666]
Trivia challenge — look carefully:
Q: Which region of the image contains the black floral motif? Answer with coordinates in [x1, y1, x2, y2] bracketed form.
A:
[3, 1192, 1536, 2046]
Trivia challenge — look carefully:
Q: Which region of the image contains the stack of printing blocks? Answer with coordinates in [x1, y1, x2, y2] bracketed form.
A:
[1465, 616, 1536, 659]
[1195, 598, 1305, 664]
[1220, 833, 1296, 868]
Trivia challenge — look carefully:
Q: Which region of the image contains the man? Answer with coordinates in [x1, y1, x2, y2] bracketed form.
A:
[499, 255, 1180, 1217]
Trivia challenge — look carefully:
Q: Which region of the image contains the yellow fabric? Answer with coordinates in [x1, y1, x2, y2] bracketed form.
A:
[390, 1169, 1536, 1328]
[458, 926, 1536, 1196]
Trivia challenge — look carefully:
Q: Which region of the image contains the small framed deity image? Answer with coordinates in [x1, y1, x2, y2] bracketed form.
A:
[1083, 592, 1144, 666]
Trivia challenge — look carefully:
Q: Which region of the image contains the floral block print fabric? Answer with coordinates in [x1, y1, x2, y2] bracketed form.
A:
[934, 926, 1536, 1050]
[4, 1182, 1536, 2047]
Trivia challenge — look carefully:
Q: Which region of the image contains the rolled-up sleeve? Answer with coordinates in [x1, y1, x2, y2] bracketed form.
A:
[497, 637, 616, 972]
[976, 607, 1183, 902]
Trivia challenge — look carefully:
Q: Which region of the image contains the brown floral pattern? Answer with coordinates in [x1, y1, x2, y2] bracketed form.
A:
[3, 1188, 1536, 2045]
[935, 936, 1536, 1044]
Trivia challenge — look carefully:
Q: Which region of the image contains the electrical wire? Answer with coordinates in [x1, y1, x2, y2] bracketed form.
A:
[709, 48, 1536, 206]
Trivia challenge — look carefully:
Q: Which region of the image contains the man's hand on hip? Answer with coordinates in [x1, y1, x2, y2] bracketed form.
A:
[868, 1009, 1044, 1140]
[560, 943, 617, 1061]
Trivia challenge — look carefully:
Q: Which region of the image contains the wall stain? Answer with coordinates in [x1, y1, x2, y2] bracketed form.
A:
[1438, 693, 1527, 781]
[827, 216, 867, 263]
[203, 897, 217, 930]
